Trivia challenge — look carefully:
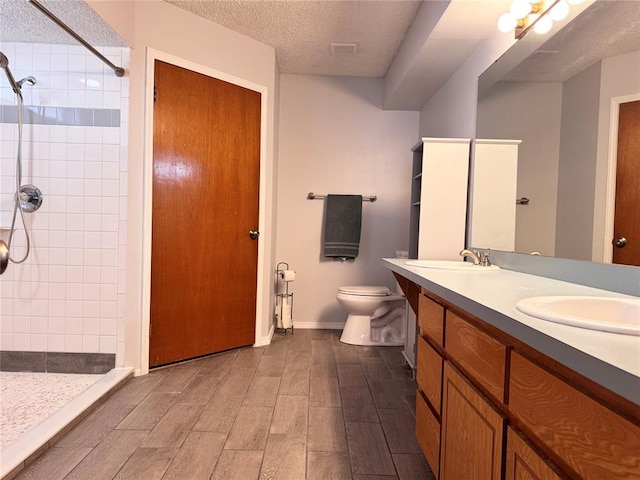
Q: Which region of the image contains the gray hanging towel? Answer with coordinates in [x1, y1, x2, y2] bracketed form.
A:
[323, 194, 363, 259]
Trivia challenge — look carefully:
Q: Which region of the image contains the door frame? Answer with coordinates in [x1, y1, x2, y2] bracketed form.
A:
[603, 93, 640, 263]
[140, 48, 269, 374]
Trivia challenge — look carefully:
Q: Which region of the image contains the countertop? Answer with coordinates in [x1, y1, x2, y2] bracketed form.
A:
[383, 258, 640, 405]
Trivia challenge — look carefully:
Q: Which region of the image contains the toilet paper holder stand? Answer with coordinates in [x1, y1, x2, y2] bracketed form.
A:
[275, 262, 294, 334]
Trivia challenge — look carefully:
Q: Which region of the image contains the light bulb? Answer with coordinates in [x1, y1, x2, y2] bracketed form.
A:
[534, 14, 553, 34]
[566, 0, 584, 4]
[498, 12, 517, 32]
[510, 0, 532, 19]
[549, 0, 570, 21]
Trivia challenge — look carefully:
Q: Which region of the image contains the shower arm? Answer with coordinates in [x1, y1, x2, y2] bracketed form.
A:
[28, 0, 125, 77]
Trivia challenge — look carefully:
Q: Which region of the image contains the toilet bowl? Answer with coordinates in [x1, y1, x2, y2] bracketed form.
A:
[337, 286, 406, 346]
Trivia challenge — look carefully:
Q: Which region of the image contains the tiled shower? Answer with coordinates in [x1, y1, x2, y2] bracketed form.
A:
[0, 42, 129, 368]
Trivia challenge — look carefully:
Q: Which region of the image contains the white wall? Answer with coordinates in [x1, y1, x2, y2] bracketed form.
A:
[477, 81, 562, 256]
[89, 0, 279, 373]
[0, 42, 129, 362]
[419, 34, 516, 138]
[592, 49, 640, 261]
[277, 75, 418, 328]
[555, 62, 601, 260]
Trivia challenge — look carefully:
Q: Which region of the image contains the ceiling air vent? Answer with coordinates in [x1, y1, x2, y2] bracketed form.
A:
[530, 49, 560, 59]
[330, 43, 359, 56]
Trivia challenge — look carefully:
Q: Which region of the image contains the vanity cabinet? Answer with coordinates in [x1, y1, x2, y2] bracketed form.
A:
[416, 389, 441, 475]
[505, 428, 563, 480]
[509, 352, 640, 479]
[440, 361, 504, 480]
[409, 138, 470, 260]
[414, 290, 640, 480]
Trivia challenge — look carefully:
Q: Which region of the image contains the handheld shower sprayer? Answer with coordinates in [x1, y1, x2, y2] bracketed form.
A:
[0, 52, 36, 97]
[0, 51, 21, 95]
[0, 51, 39, 274]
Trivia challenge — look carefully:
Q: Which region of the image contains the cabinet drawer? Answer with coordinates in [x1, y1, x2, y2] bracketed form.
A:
[417, 335, 443, 414]
[445, 311, 507, 403]
[510, 352, 640, 480]
[418, 294, 444, 346]
[416, 390, 440, 477]
[505, 427, 562, 480]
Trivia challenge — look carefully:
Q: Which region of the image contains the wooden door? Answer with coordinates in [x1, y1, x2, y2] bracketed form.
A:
[505, 428, 562, 480]
[439, 362, 504, 480]
[149, 60, 261, 367]
[613, 100, 640, 266]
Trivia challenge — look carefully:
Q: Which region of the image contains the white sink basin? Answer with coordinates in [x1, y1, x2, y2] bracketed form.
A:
[405, 260, 500, 271]
[515, 296, 640, 336]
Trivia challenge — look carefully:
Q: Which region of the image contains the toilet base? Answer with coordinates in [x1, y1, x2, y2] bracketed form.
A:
[340, 314, 404, 347]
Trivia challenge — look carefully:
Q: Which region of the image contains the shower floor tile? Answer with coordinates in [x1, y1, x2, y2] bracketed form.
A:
[0, 372, 101, 448]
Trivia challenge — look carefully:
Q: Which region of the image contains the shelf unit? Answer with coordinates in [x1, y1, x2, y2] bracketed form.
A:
[409, 138, 471, 260]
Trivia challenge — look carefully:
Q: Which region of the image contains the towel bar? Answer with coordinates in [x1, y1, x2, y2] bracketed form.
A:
[307, 192, 377, 202]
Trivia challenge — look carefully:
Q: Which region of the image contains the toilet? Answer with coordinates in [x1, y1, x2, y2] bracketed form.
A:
[337, 286, 406, 346]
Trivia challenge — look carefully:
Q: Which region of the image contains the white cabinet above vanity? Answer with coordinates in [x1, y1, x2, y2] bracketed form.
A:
[469, 139, 521, 253]
[409, 138, 470, 261]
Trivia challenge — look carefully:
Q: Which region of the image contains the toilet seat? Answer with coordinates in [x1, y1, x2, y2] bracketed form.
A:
[338, 286, 391, 297]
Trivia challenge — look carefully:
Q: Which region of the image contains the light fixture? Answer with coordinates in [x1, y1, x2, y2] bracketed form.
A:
[497, 0, 583, 39]
[533, 14, 553, 33]
[549, 0, 570, 21]
[498, 12, 518, 32]
[511, 0, 533, 19]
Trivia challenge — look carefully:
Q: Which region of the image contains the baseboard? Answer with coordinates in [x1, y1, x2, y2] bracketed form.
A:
[292, 321, 345, 330]
[254, 321, 344, 347]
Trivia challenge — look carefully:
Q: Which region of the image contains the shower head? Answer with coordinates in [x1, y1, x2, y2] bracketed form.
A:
[0, 51, 22, 95]
[18, 76, 36, 88]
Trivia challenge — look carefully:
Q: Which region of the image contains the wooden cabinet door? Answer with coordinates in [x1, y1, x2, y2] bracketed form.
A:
[505, 427, 562, 480]
[440, 361, 505, 480]
[416, 390, 441, 477]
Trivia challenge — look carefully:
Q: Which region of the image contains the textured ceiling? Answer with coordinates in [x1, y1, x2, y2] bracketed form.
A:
[165, 0, 423, 77]
[504, 0, 640, 82]
[3, 0, 634, 95]
[0, 0, 127, 47]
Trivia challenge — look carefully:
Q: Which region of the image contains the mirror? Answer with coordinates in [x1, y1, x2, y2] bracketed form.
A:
[474, 0, 640, 265]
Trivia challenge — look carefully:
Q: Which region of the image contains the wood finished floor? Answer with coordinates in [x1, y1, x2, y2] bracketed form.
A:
[15, 330, 435, 480]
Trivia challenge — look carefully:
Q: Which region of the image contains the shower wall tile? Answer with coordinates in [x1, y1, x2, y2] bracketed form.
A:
[0, 42, 129, 365]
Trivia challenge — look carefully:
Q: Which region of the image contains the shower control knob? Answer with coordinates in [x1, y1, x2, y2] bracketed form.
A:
[249, 230, 260, 240]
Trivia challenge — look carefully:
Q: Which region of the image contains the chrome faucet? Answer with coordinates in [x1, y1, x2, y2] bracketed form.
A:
[459, 249, 492, 266]
[459, 249, 481, 265]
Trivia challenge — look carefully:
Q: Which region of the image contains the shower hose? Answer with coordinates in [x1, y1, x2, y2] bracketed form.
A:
[6, 92, 31, 265]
